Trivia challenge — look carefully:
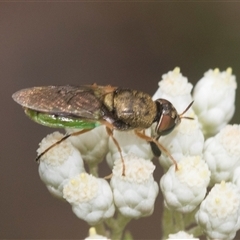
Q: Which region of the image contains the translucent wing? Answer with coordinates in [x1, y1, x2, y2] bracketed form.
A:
[12, 85, 117, 120]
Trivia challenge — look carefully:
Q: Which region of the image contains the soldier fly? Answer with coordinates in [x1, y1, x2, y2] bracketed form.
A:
[12, 84, 193, 175]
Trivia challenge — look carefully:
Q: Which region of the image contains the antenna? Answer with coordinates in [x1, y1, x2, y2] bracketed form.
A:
[179, 101, 194, 120]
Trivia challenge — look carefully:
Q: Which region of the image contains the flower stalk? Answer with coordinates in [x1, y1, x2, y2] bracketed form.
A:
[105, 213, 131, 240]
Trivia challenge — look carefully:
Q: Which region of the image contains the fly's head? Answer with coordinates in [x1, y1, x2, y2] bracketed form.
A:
[154, 99, 194, 137]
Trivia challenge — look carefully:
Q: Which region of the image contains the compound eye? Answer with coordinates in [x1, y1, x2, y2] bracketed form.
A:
[157, 114, 177, 135]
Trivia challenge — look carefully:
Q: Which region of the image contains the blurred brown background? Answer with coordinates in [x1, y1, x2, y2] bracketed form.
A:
[1, 3, 240, 239]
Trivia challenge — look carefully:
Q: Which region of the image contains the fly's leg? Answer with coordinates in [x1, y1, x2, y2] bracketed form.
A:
[134, 130, 178, 171]
[105, 127, 125, 176]
[36, 129, 93, 162]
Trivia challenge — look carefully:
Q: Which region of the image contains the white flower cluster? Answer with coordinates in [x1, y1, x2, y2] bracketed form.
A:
[37, 128, 158, 229]
[153, 67, 239, 239]
[36, 67, 239, 240]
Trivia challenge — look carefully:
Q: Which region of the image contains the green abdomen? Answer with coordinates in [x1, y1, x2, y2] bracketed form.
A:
[25, 108, 101, 129]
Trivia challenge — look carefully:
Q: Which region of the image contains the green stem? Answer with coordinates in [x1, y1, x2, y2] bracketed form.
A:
[162, 208, 195, 239]
[105, 213, 131, 240]
[162, 206, 201, 239]
[188, 225, 203, 238]
[88, 162, 99, 177]
[183, 208, 198, 228]
[162, 208, 174, 239]
[173, 211, 184, 232]
[94, 222, 107, 237]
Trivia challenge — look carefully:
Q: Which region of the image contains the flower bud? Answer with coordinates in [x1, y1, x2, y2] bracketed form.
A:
[195, 181, 240, 240]
[204, 124, 240, 185]
[193, 68, 237, 137]
[152, 67, 193, 111]
[85, 227, 110, 240]
[63, 173, 115, 225]
[160, 156, 210, 213]
[167, 231, 199, 239]
[110, 154, 158, 218]
[37, 132, 85, 198]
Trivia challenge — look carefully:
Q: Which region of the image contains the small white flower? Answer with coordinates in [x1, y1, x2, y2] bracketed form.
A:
[158, 112, 204, 169]
[204, 124, 240, 185]
[37, 132, 85, 198]
[193, 68, 237, 137]
[160, 156, 210, 213]
[66, 126, 109, 164]
[167, 230, 199, 239]
[152, 67, 193, 111]
[195, 181, 240, 240]
[85, 227, 110, 240]
[106, 129, 153, 168]
[110, 154, 159, 218]
[63, 173, 115, 225]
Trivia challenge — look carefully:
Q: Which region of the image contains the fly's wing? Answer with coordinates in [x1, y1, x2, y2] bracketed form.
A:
[12, 85, 117, 120]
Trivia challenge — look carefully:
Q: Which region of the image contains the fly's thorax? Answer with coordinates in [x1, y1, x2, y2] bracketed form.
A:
[104, 89, 157, 129]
